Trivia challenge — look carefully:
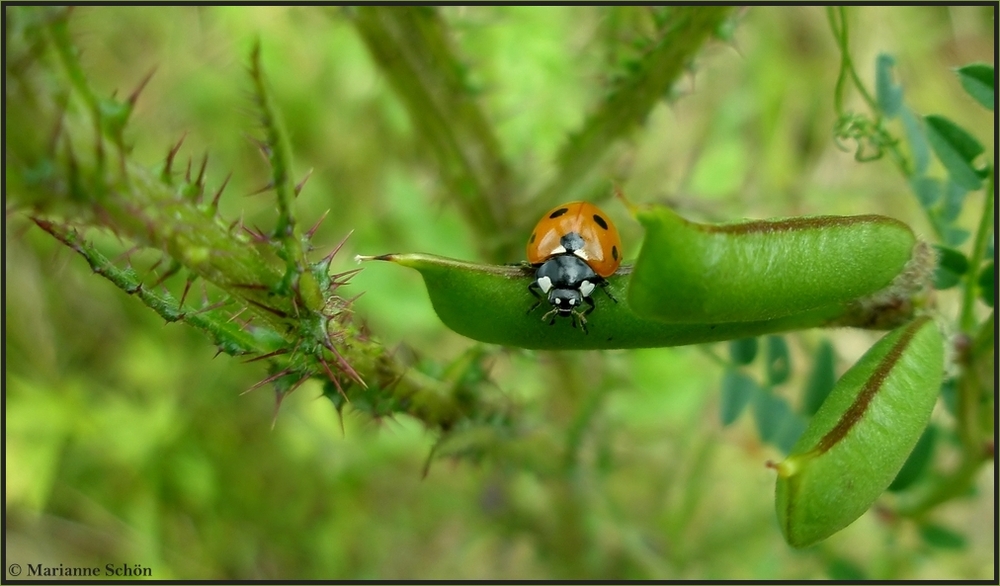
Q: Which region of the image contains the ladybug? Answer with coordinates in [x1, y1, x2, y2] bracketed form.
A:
[526, 201, 622, 332]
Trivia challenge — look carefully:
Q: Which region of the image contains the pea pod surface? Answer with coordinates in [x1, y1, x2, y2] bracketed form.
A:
[628, 206, 916, 323]
[360, 254, 896, 350]
[774, 317, 944, 548]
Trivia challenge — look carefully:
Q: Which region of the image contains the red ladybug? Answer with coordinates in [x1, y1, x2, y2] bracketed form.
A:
[526, 201, 622, 332]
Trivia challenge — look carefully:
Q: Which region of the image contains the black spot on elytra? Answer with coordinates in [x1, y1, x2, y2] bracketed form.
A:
[529, 232, 536, 244]
[592, 214, 609, 230]
[549, 207, 569, 219]
[612, 245, 618, 261]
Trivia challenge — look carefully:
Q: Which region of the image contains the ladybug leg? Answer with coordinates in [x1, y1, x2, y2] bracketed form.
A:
[541, 307, 559, 325]
[581, 295, 597, 317]
[527, 281, 543, 314]
[573, 309, 589, 334]
[599, 280, 618, 303]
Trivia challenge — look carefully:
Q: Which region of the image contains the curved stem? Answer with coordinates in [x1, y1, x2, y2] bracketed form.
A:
[895, 452, 987, 518]
[827, 7, 878, 116]
[960, 166, 995, 333]
[827, 7, 847, 116]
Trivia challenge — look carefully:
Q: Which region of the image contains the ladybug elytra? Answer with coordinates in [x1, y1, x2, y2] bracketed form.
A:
[526, 201, 622, 332]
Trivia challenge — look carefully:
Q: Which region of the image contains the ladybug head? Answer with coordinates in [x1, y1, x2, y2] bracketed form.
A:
[539, 285, 594, 333]
[547, 287, 583, 315]
[531, 255, 599, 328]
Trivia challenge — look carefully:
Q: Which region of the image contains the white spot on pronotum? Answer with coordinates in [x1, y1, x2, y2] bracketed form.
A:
[551, 245, 567, 255]
[574, 249, 590, 261]
[538, 276, 553, 293]
[579, 280, 595, 297]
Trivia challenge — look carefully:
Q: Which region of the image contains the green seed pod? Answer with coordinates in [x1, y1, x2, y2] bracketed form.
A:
[773, 317, 944, 548]
[358, 253, 897, 351]
[628, 206, 917, 323]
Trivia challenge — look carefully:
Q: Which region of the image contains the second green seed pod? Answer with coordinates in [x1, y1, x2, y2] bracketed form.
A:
[774, 317, 944, 548]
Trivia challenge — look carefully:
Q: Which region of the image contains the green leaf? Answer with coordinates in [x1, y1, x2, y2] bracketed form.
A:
[754, 390, 806, 453]
[774, 318, 944, 548]
[888, 424, 937, 492]
[930, 198, 969, 248]
[875, 53, 903, 117]
[978, 261, 994, 307]
[955, 63, 994, 111]
[803, 339, 836, 416]
[627, 206, 917, 323]
[753, 390, 792, 444]
[720, 368, 757, 426]
[932, 245, 969, 290]
[940, 179, 968, 222]
[931, 211, 971, 247]
[359, 254, 874, 350]
[909, 175, 940, 210]
[766, 335, 791, 385]
[901, 108, 931, 175]
[729, 338, 758, 365]
[773, 413, 807, 455]
[919, 523, 968, 550]
[943, 226, 971, 248]
[924, 115, 986, 190]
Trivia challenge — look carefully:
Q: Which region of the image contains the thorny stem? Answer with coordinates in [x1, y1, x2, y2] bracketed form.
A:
[529, 7, 733, 222]
[32, 218, 261, 356]
[48, 13, 100, 120]
[350, 6, 515, 261]
[247, 41, 326, 316]
[248, 43, 299, 256]
[9, 5, 517, 436]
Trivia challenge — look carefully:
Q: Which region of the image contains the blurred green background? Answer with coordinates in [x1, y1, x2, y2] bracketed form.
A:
[5, 6, 994, 580]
